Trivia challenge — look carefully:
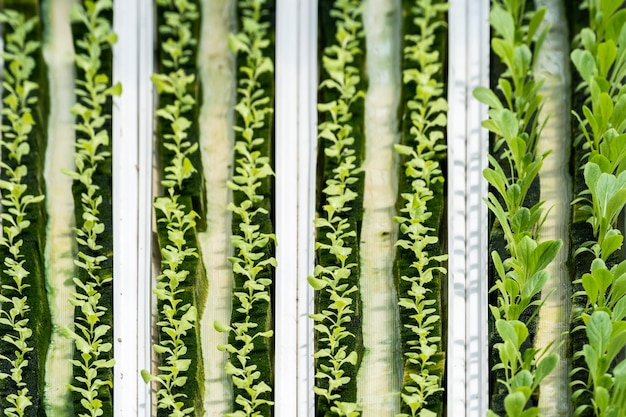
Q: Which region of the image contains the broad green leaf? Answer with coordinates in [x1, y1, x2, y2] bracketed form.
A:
[496, 319, 518, 348]
[473, 86, 503, 109]
[500, 109, 519, 140]
[532, 240, 562, 274]
[597, 41, 617, 78]
[510, 370, 533, 390]
[571, 49, 597, 83]
[492, 38, 514, 70]
[612, 296, 626, 321]
[601, 229, 623, 260]
[587, 310, 612, 353]
[504, 391, 526, 417]
[522, 271, 548, 300]
[490, 6, 515, 43]
[511, 208, 531, 235]
[595, 386, 610, 415]
[534, 353, 558, 387]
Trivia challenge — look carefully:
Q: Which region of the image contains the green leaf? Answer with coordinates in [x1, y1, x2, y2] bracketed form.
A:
[531, 240, 562, 274]
[522, 271, 548, 300]
[587, 310, 612, 354]
[213, 320, 231, 333]
[534, 353, 558, 387]
[473, 86, 503, 109]
[504, 391, 526, 417]
[601, 229, 623, 260]
[141, 369, 154, 384]
[526, 7, 546, 43]
[571, 49, 597, 83]
[496, 319, 518, 348]
[490, 6, 515, 43]
[308, 276, 328, 290]
[597, 41, 617, 78]
[612, 296, 626, 321]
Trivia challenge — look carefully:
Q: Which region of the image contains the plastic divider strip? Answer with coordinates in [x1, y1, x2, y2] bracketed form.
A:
[447, 0, 490, 415]
[298, 1, 317, 416]
[112, 0, 153, 414]
[275, 0, 300, 415]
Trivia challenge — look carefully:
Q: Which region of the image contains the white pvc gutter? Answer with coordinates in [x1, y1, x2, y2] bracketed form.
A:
[112, 0, 153, 415]
[275, 0, 302, 415]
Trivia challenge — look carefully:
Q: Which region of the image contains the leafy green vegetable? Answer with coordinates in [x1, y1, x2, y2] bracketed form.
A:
[0, 5, 50, 416]
[475, 1, 563, 415]
[569, 2, 626, 415]
[63, 1, 119, 415]
[311, 0, 365, 415]
[145, 0, 207, 415]
[393, 1, 448, 416]
[216, 1, 277, 415]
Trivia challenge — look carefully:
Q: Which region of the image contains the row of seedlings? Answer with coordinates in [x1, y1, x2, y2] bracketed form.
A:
[0, 2, 50, 416]
[475, 0, 562, 415]
[143, 0, 208, 415]
[214, 0, 277, 416]
[393, 0, 449, 416]
[63, 0, 120, 415]
[568, 0, 626, 415]
[308, 0, 366, 415]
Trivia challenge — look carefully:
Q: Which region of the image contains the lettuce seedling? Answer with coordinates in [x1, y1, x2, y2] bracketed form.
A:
[63, 1, 120, 415]
[311, 1, 365, 415]
[0, 9, 46, 417]
[393, 1, 449, 416]
[218, 1, 277, 415]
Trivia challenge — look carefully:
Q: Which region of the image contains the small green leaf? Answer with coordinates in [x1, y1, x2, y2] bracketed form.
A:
[140, 369, 153, 384]
[308, 276, 328, 290]
[213, 320, 231, 333]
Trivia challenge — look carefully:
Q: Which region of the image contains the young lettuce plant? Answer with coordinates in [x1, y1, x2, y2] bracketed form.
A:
[62, 1, 120, 415]
[143, 0, 207, 416]
[0, 7, 50, 417]
[393, 1, 448, 416]
[569, 2, 626, 415]
[474, 1, 562, 415]
[214, 0, 277, 415]
[309, 0, 365, 416]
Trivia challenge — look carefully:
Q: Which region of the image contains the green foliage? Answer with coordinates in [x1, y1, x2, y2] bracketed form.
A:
[575, 311, 626, 417]
[570, 2, 626, 415]
[311, 1, 364, 415]
[153, 0, 199, 193]
[0, 9, 43, 417]
[147, 196, 199, 417]
[394, 1, 448, 416]
[145, 1, 203, 416]
[62, 1, 119, 415]
[475, 1, 561, 415]
[487, 320, 559, 417]
[218, 0, 277, 415]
